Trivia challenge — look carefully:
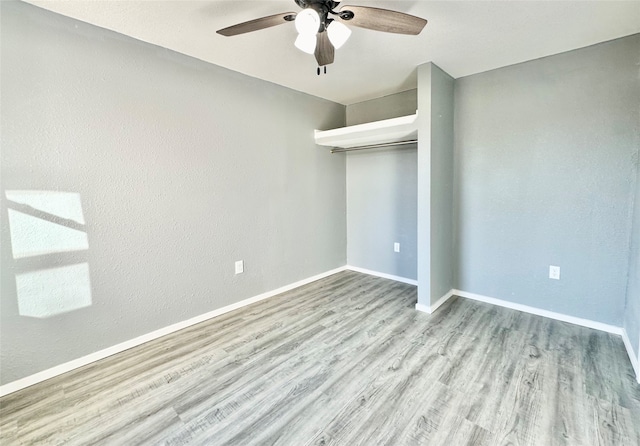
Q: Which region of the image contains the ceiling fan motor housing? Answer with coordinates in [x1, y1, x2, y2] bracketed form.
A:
[294, 0, 345, 30]
[294, 0, 340, 13]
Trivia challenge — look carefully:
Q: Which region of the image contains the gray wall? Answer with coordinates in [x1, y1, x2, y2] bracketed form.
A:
[417, 63, 455, 307]
[346, 90, 417, 126]
[624, 156, 640, 361]
[453, 35, 640, 325]
[0, 2, 346, 384]
[427, 66, 455, 304]
[345, 91, 417, 280]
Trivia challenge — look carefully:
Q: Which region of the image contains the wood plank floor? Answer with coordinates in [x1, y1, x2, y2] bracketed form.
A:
[1, 271, 639, 445]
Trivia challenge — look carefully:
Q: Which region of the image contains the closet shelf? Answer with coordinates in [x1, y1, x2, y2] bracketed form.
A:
[314, 112, 418, 149]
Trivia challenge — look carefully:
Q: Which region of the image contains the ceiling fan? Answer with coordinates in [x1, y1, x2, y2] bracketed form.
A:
[217, 1, 427, 70]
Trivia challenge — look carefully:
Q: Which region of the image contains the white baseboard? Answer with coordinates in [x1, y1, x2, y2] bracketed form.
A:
[415, 289, 455, 314]
[452, 289, 622, 335]
[621, 329, 640, 384]
[0, 266, 348, 397]
[345, 265, 417, 286]
[430, 289, 455, 313]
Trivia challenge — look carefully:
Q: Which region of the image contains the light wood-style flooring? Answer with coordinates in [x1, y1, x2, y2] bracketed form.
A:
[1, 271, 639, 445]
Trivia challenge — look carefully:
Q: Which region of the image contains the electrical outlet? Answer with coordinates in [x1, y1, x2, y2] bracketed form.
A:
[549, 265, 560, 280]
[235, 260, 244, 275]
[394, 242, 400, 253]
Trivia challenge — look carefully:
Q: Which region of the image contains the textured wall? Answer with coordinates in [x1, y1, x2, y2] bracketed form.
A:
[346, 91, 417, 280]
[454, 35, 640, 325]
[417, 63, 455, 307]
[346, 90, 417, 126]
[427, 66, 455, 303]
[0, 2, 346, 384]
[346, 148, 417, 280]
[624, 155, 640, 360]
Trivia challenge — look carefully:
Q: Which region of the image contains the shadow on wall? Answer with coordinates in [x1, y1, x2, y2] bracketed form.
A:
[5, 190, 92, 318]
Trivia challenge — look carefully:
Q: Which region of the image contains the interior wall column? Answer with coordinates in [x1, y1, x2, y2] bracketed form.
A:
[416, 62, 455, 312]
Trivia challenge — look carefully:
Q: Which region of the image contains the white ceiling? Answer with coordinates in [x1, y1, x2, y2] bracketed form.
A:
[24, 1, 640, 105]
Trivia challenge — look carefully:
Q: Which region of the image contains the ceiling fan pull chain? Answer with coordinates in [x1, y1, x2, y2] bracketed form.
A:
[317, 67, 321, 75]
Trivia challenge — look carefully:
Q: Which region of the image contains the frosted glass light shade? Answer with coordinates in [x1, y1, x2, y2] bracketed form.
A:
[327, 21, 351, 49]
[295, 34, 316, 54]
[295, 9, 320, 35]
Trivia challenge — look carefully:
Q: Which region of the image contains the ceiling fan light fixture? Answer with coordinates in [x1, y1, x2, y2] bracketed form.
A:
[295, 8, 320, 35]
[294, 33, 317, 54]
[217, 2, 428, 69]
[327, 21, 351, 49]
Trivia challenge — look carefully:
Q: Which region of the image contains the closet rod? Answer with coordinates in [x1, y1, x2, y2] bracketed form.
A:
[330, 139, 418, 153]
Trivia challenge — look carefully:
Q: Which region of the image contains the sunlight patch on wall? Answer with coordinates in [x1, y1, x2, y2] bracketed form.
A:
[6, 190, 86, 223]
[6, 191, 88, 259]
[5, 190, 93, 318]
[15, 263, 92, 318]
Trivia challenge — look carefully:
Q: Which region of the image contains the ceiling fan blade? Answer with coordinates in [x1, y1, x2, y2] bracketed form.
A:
[217, 12, 296, 36]
[338, 6, 427, 35]
[315, 32, 335, 66]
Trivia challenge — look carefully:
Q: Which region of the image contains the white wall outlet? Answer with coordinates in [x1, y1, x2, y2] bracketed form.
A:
[235, 260, 244, 275]
[549, 265, 560, 280]
[394, 242, 400, 253]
